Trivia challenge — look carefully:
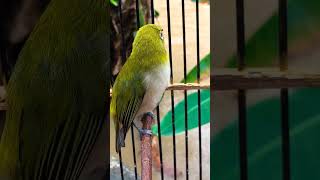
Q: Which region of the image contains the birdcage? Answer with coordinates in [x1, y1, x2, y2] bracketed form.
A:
[111, 0, 210, 179]
[213, 0, 320, 179]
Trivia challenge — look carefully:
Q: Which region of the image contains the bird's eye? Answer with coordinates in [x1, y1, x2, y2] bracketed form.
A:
[160, 31, 164, 40]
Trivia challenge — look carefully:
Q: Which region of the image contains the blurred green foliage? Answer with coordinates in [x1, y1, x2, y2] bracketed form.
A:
[152, 89, 210, 136]
[182, 53, 210, 83]
[212, 88, 320, 180]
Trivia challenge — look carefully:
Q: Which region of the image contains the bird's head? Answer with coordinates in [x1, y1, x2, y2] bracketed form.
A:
[138, 24, 164, 41]
[131, 24, 166, 57]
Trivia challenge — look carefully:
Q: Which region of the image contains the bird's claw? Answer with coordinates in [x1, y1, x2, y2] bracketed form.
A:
[140, 129, 153, 136]
[138, 128, 152, 140]
[133, 123, 153, 140]
[144, 111, 155, 120]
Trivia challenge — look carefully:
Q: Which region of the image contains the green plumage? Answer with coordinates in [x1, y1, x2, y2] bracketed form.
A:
[0, 0, 109, 179]
[111, 24, 168, 152]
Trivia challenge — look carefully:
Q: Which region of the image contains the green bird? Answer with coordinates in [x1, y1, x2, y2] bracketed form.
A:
[111, 24, 169, 152]
[0, 0, 109, 179]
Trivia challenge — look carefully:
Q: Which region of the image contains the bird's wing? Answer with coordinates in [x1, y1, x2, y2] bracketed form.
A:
[0, 36, 109, 180]
[20, 107, 106, 180]
[112, 72, 146, 151]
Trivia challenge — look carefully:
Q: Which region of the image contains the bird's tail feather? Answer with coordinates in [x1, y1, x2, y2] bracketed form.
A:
[116, 128, 125, 153]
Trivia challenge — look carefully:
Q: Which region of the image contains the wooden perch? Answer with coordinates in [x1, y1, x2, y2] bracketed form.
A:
[110, 83, 210, 95]
[141, 114, 153, 180]
[166, 83, 210, 90]
[213, 68, 320, 90]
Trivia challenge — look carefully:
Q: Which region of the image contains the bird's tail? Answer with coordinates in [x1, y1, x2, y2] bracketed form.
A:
[116, 127, 126, 153]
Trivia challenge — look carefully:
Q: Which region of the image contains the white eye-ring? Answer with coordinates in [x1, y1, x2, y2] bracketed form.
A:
[160, 31, 164, 40]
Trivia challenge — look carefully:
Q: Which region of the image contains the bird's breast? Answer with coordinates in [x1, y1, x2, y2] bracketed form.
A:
[143, 63, 170, 96]
[137, 63, 170, 117]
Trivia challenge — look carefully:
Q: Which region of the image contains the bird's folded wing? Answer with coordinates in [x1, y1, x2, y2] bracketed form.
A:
[114, 75, 146, 134]
[19, 109, 105, 180]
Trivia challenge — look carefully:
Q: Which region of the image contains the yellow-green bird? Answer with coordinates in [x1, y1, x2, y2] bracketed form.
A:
[111, 24, 169, 152]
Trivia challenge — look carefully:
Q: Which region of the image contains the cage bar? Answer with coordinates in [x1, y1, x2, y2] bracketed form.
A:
[151, 0, 155, 24]
[118, 149, 125, 179]
[136, 0, 140, 28]
[149, 1, 165, 179]
[118, 1, 126, 178]
[130, 126, 138, 180]
[235, 0, 248, 180]
[279, 0, 291, 180]
[181, 0, 189, 179]
[165, 0, 177, 179]
[156, 106, 164, 180]
[195, 0, 203, 179]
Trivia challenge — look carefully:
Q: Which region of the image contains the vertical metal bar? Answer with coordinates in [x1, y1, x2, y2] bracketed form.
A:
[156, 106, 164, 180]
[151, 0, 155, 24]
[166, 0, 177, 179]
[236, 0, 245, 71]
[118, 0, 126, 60]
[195, 0, 202, 179]
[236, 0, 248, 180]
[279, 0, 288, 71]
[130, 127, 138, 180]
[107, 0, 111, 170]
[150, 1, 164, 179]
[238, 89, 247, 180]
[181, 0, 189, 179]
[119, 1, 139, 179]
[107, 2, 111, 177]
[136, 0, 140, 28]
[129, 1, 147, 179]
[118, 149, 124, 179]
[118, 1, 125, 178]
[280, 89, 289, 179]
[279, 0, 290, 180]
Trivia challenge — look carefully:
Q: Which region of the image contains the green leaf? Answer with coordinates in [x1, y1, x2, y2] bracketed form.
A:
[110, 0, 118, 6]
[181, 53, 211, 83]
[154, 10, 160, 18]
[226, 0, 320, 67]
[212, 88, 320, 180]
[152, 89, 210, 136]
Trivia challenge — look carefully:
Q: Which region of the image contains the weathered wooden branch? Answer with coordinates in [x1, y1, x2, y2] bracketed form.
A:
[110, 83, 210, 95]
[141, 114, 153, 180]
[213, 68, 320, 90]
[166, 83, 210, 90]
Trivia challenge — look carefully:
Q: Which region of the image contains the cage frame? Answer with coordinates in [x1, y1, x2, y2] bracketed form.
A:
[212, 0, 320, 180]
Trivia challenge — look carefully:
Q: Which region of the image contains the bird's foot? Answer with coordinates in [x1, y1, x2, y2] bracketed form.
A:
[133, 122, 153, 140]
[144, 111, 155, 120]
